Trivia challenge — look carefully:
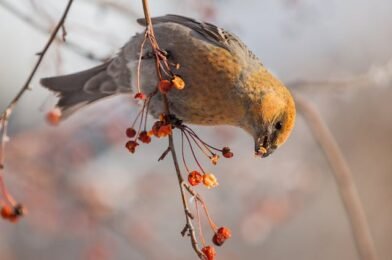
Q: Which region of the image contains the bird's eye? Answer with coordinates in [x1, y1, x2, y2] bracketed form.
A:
[275, 121, 283, 130]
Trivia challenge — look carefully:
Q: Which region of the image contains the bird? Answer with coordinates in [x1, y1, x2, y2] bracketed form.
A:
[40, 14, 296, 158]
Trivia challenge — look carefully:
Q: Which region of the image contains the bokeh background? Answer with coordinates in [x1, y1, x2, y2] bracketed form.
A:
[0, 0, 391, 259]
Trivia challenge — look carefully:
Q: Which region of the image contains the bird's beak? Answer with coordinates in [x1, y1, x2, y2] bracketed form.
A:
[255, 130, 276, 158]
[255, 144, 276, 158]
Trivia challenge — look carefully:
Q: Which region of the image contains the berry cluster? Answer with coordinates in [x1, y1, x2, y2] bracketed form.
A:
[128, 25, 234, 258]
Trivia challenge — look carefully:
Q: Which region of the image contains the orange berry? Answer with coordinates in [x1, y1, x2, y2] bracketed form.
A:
[0, 204, 24, 223]
[210, 154, 219, 165]
[158, 124, 172, 137]
[138, 131, 151, 144]
[171, 75, 185, 90]
[134, 92, 146, 100]
[222, 147, 233, 158]
[125, 140, 139, 153]
[1, 205, 13, 219]
[46, 108, 62, 125]
[126, 128, 136, 138]
[213, 227, 232, 246]
[188, 171, 203, 186]
[151, 121, 164, 137]
[158, 80, 173, 93]
[203, 174, 219, 189]
[202, 246, 216, 260]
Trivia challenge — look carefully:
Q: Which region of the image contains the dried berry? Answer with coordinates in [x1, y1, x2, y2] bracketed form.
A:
[125, 140, 139, 153]
[203, 174, 219, 189]
[213, 226, 232, 246]
[138, 131, 151, 144]
[126, 128, 136, 138]
[152, 121, 164, 137]
[222, 147, 233, 158]
[46, 108, 62, 125]
[158, 124, 172, 137]
[151, 121, 172, 138]
[202, 246, 216, 260]
[188, 171, 203, 186]
[158, 79, 173, 93]
[134, 92, 146, 100]
[210, 154, 220, 165]
[171, 75, 185, 90]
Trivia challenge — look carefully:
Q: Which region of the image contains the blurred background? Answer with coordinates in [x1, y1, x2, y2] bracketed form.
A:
[0, 0, 391, 259]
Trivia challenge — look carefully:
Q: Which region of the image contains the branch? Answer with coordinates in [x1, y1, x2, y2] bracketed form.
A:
[295, 94, 379, 260]
[288, 60, 392, 91]
[0, 0, 74, 208]
[0, 0, 104, 62]
[140, 0, 204, 258]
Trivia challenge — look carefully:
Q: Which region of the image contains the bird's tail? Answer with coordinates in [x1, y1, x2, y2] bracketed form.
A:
[40, 61, 118, 119]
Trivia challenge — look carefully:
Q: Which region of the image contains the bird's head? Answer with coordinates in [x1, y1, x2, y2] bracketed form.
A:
[241, 69, 296, 158]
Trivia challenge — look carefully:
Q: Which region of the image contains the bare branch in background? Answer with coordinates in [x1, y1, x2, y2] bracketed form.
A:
[0, 0, 75, 219]
[0, 0, 104, 62]
[295, 94, 379, 260]
[289, 60, 392, 92]
[81, 0, 140, 20]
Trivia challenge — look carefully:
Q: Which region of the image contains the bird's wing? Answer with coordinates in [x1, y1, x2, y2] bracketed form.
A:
[137, 14, 247, 52]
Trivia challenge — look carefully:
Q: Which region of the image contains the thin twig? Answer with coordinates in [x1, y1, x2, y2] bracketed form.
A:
[0, 0, 104, 61]
[140, 0, 204, 258]
[0, 0, 75, 207]
[295, 94, 379, 260]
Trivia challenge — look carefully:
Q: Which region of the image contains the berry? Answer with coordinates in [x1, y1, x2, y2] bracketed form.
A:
[125, 140, 139, 153]
[222, 147, 233, 158]
[126, 128, 136, 138]
[134, 92, 146, 100]
[188, 171, 203, 186]
[46, 108, 62, 125]
[138, 131, 151, 144]
[171, 75, 185, 90]
[201, 246, 216, 260]
[158, 80, 173, 93]
[203, 174, 219, 189]
[210, 154, 219, 165]
[212, 227, 232, 246]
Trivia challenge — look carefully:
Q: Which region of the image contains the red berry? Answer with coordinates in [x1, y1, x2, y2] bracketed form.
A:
[212, 226, 232, 246]
[201, 246, 216, 260]
[1, 205, 13, 219]
[134, 92, 146, 100]
[151, 121, 164, 137]
[157, 124, 172, 137]
[138, 131, 151, 144]
[126, 128, 136, 138]
[125, 140, 139, 153]
[188, 171, 203, 186]
[158, 80, 173, 93]
[222, 147, 233, 158]
[46, 108, 62, 125]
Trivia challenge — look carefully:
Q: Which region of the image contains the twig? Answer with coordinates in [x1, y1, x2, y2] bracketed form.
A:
[0, 0, 104, 62]
[295, 94, 379, 260]
[140, 0, 204, 258]
[0, 0, 75, 206]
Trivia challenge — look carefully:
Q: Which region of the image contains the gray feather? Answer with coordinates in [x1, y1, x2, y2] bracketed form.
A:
[137, 14, 257, 60]
[40, 61, 117, 118]
[137, 14, 231, 50]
